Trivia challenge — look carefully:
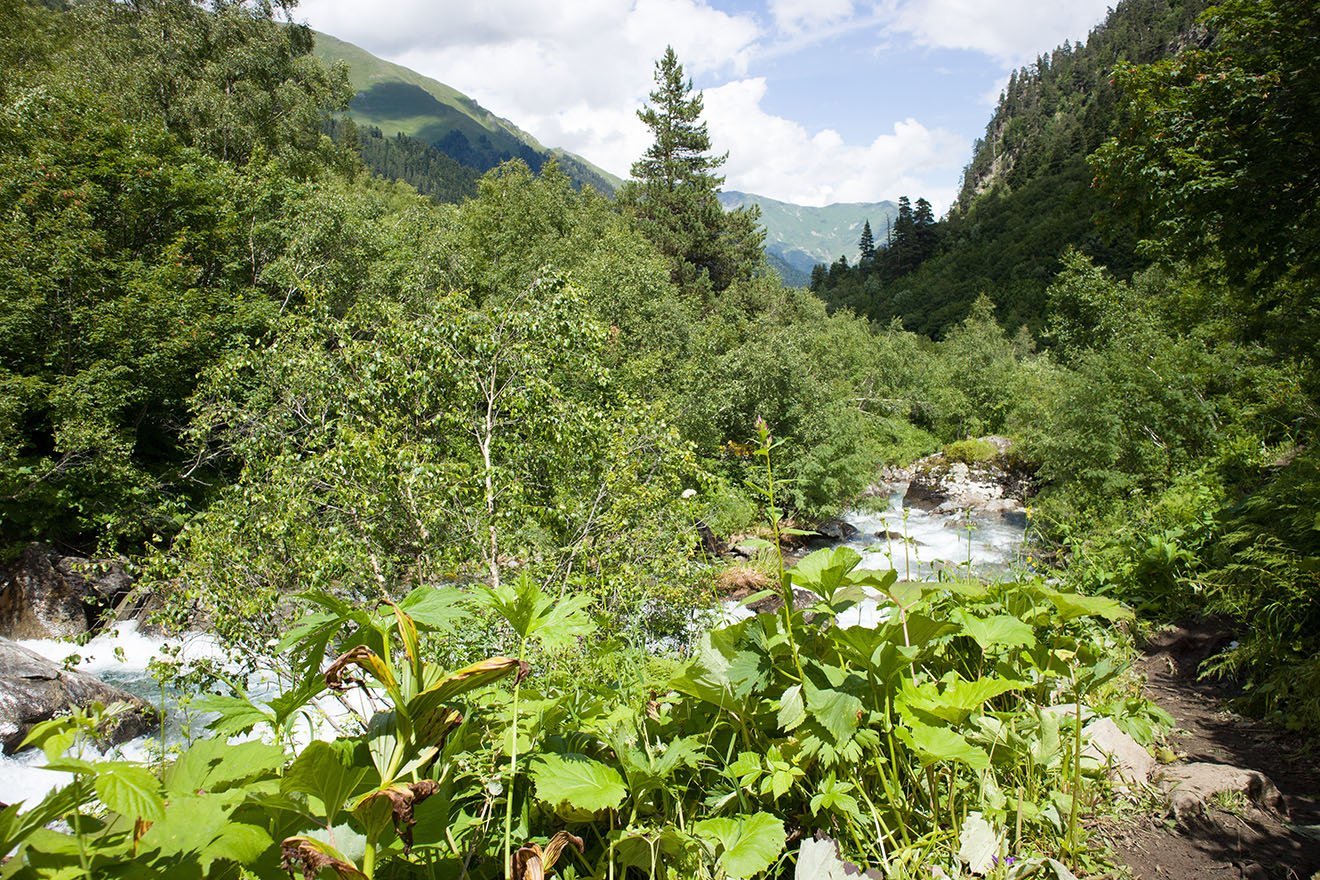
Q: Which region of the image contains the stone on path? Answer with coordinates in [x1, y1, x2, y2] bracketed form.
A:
[1158, 762, 1288, 826]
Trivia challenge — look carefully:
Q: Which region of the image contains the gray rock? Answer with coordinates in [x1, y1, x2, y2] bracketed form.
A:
[815, 519, 858, 541]
[0, 637, 159, 754]
[1157, 762, 1288, 826]
[902, 439, 1029, 515]
[1081, 716, 1156, 786]
[0, 544, 135, 640]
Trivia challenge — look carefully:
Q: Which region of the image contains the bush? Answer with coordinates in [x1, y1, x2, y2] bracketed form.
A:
[943, 438, 1000, 465]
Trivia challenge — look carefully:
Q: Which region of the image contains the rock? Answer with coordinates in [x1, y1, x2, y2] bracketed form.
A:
[1082, 717, 1156, 786]
[0, 637, 159, 754]
[0, 544, 135, 640]
[695, 520, 727, 556]
[815, 518, 858, 541]
[1157, 762, 1288, 826]
[902, 438, 1030, 515]
[746, 587, 818, 615]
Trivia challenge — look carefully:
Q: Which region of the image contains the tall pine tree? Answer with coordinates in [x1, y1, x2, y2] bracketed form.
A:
[618, 47, 762, 297]
[859, 220, 876, 263]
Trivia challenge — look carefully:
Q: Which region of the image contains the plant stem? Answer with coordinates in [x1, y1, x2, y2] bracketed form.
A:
[504, 639, 527, 880]
[761, 442, 805, 684]
[1068, 674, 1083, 869]
[363, 833, 378, 880]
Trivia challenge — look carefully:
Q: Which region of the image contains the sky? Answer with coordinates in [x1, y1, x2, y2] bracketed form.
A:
[296, 0, 1116, 213]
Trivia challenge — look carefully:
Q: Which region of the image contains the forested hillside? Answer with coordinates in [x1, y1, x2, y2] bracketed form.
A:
[1, 0, 1318, 877]
[813, 0, 1213, 336]
[313, 31, 621, 195]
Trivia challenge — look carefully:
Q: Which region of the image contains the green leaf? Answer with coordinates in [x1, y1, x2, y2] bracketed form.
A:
[1045, 589, 1133, 623]
[282, 740, 368, 827]
[896, 721, 989, 772]
[94, 763, 164, 821]
[804, 680, 862, 744]
[199, 822, 273, 872]
[194, 693, 275, 737]
[777, 684, 805, 731]
[790, 547, 862, 593]
[693, 813, 786, 879]
[955, 612, 1037, 652]
[533, 753, 626, 814]
[0, 779, 93, 855]
[167, 737, 285, 794]
[398, 585, 466, 630]
[901, 676, 1026, 724]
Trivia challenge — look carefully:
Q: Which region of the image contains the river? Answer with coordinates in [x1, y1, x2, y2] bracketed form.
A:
[1, 488, 1025, 805]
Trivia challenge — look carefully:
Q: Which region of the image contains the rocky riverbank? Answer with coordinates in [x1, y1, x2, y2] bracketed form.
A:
[0, 544, 163, 755]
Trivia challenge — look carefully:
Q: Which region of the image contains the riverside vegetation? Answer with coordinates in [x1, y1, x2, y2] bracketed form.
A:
[1, 0, 1317, 877]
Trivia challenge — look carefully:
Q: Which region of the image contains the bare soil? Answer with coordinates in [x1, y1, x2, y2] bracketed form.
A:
[1107, 621, 1320, 880]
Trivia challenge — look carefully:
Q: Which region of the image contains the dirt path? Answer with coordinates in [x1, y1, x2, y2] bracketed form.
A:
[1107, 622, 1320, 880]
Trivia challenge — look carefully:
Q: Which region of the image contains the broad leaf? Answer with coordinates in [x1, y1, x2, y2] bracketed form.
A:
[94, 763, 165, 822]
[955, 612, 1036, 652]
[195, 694, 274, 737]
[398, 585, 466, 630]
[282, 740, 368, 826]
[532, 753, 627, 814]
[1042, 587, 1133, 623]
[199, 822, 273, 873]
[896, 722, 990, 772]
[694, 813, 787, 879]
[803, 680, 862, 744]
[790, 547, 862, 593]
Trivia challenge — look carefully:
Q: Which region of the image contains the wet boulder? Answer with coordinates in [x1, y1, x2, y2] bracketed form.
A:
[0, 544, 134, 640]
[0, 637, 159, 754]
[904, 437, 1030, 514]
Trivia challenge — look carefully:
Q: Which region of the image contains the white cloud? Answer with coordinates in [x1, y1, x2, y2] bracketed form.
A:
[769, 0, 855, 35]
[296, 0, 1111, 206]
[703, 78, 965, 212]
[299, 0, 759, 179]
[885, 0, 1111, 67]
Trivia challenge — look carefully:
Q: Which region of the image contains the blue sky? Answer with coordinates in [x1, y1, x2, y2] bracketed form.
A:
[297, 0, 1114, 212]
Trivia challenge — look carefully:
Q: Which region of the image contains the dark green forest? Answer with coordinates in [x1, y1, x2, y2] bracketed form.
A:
[0, 0, 1317, 877]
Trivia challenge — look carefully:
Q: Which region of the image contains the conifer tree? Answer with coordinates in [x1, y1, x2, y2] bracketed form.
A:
[859, 220, 876, 263]
[618, 47, 762, 296]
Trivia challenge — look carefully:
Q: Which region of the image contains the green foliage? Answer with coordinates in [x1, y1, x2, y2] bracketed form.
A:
[1093, 0, 1320, 339]
[0, 91, 271, 550]
[619, 47, 764, 297]
[943, 439, 999, 465]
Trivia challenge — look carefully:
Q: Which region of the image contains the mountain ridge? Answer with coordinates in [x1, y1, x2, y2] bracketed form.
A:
[719, 190, 898, 276]
[313, 31, 623, 194]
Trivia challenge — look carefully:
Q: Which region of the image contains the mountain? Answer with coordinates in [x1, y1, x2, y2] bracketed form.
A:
[719, 191, 897, 277]
[313, 32, 623, 195]
[810, 0, 1213, 336]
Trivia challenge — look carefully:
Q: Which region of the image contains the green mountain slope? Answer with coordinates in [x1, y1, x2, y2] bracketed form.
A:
[811, 0, 1213, 336]
[719, 190, 897, 275]
[314, 31, 623, 194]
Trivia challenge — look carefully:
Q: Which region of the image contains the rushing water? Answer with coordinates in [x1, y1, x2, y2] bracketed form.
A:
[2, 623, 225, 806]
[724, 485, 1027, 627]
[2, 485, 1025, 805]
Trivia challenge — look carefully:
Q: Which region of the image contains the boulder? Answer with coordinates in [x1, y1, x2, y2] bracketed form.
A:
[1157, 762, 1288, 826]
[903, 438, 1030, 515]
[0, 544, 135, 640]
[814, 518, 858, 541]
[0, 637, 159, 754]
[1081, 717, 1156, 786]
